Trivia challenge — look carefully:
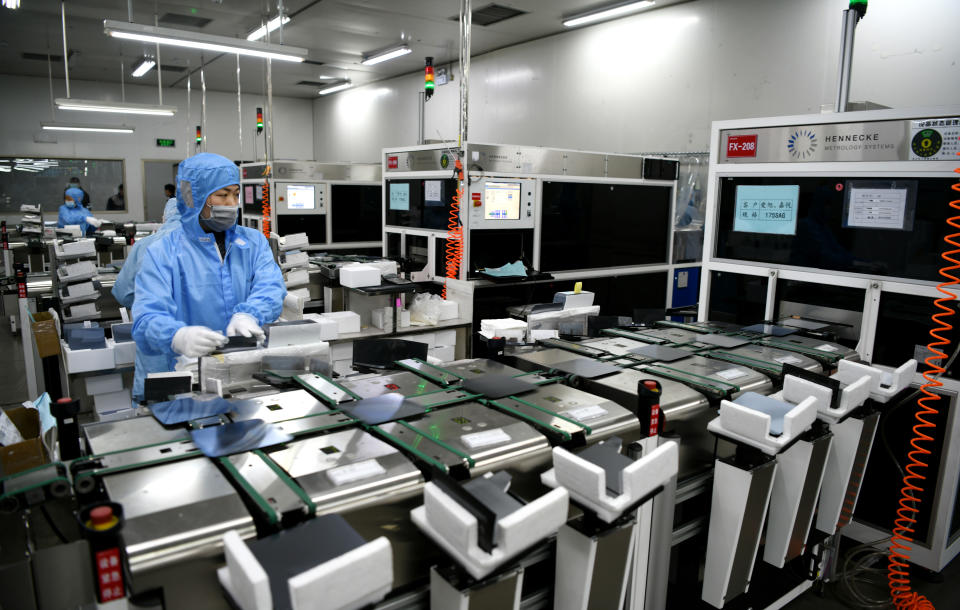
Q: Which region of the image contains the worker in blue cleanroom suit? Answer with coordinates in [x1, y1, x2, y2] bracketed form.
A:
[58, 187, 101, 235]
[112, 199, 182, 400]
[131, 152, 285, 399]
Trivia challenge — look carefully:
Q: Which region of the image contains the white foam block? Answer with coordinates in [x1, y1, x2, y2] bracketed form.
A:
[220, 530, 272, 610]
[85, 373, 123, 396]
[94, 389, 132, 417]
[321, 311, 361, 334]
[709, 396, 818, 455]
[339, 264, 381, 288]
[288, 537, 393, 610]
[301, 315, 339, 340]
[438, 300, 459, 321]
[267, 321, 331, 347]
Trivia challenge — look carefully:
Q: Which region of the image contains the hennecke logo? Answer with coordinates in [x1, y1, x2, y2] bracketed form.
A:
[787, 128, 818, 159]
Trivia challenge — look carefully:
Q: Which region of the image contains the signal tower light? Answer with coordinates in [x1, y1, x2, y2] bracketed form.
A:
[424, 57, 434, 101]
[195, 125, 202, 145]
[256, 107, 264, 134]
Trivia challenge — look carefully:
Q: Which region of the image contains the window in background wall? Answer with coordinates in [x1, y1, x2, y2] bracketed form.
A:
[0, 157, 126, 213]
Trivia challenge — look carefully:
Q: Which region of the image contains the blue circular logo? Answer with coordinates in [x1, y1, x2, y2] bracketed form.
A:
[787, 128, 818, 159]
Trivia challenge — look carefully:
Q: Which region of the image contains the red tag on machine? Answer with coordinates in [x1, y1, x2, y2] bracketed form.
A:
[387, 156, 399, 169]
[472, 192, 482, 207]
[95, 548, 125, 602]
[649, 404, 661, 436]
[726, 134, 758, 158]
[385, 383, 400, 390]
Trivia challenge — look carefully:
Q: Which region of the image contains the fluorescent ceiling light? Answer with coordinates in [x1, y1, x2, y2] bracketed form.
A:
[318, 81, 352, 95]
[361, 45, 411, 66]
[104, 19, 307, 63]
[2, 0, 21, 9]
[131, 56, 156, 78]
[56, 98, 176, 116]
[247, 14, 290, 41]
[563, 0, 656, 27]
[42, 122, 135, 134]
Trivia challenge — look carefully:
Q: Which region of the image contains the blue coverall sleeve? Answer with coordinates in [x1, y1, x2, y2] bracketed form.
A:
[231, 233, 286, 325]
[111, 241, 144, 309]
[132, 242, 185, 357]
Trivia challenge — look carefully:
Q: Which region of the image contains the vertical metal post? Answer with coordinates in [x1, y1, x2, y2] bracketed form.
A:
[155, 13, 163, 105]
[835, 9, 858, 113]
[458, 0, 471, 148]
[237, 54, 243, 160]
[47, 54, 55, 120]
[60, 0, 70, 98]
[200, 56, 207, 152]
[120, 62, 125, 102]
[417, 91, 425, 145]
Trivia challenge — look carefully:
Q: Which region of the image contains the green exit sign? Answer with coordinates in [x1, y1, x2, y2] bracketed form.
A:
[156, 138, 176, 147]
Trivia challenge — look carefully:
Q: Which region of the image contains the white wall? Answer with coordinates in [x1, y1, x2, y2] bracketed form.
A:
[0, 74, 314, 223]
[313, 0, 960, 161]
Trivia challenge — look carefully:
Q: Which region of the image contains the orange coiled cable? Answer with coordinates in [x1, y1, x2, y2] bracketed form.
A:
[887, 151, 960, 610]
[443, 159, 465, 299]
[261, 174, 272, 239]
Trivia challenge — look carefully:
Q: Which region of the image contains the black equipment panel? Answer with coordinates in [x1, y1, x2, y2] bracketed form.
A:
[331, 185, 382, 242]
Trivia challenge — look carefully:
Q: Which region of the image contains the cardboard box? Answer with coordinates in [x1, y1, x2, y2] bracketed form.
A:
[31, 312, 61, 358]
[339, 264, 381, 288]
[0, 407, 47, 476]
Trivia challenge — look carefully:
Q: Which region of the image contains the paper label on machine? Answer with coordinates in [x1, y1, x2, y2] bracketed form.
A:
[775, 355, 802, 365]
[327, 459, 387, 485]
[462, 428, 511, 449]
[563, 405, 608, 422]
[716, 368, 748, 380]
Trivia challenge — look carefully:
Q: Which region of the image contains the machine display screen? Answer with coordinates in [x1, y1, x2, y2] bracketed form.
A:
[733, 185, 799, 235]
[389, 183, 410, 211]
[287, 185, 315, 210]
[842, 180, 917, 231]
[484, 182, 521, 220]
[715, 176, 955, 282]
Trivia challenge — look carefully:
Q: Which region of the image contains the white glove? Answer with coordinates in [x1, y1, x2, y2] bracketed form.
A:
[171, 326, 228, 357]
[226, 312, 265, 340]
[85, 217, 103, 228]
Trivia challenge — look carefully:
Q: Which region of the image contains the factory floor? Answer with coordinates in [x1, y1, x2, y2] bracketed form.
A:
[3, 330, 960, 608]
[787, 554, 960, 609]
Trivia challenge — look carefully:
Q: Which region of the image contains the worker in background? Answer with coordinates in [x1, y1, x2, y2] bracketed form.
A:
[132, 153, 285, 397]
[164, 183, 176, 208]
[64, 177, 91, 207]
[58, 187, 103, 235]
[112, 199, 181, 400]
[107, 184, 124, 210]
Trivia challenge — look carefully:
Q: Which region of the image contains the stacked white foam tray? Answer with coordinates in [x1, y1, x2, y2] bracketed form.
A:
[19, 204, 43, 237]
[54, 238, 101, 322]
[278, 233, 312, 320]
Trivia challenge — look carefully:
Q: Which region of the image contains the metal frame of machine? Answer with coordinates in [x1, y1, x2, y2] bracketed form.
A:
[240, 160, 382, 252]
[381, 142, 683, 304]
[698, 106, 960, 573]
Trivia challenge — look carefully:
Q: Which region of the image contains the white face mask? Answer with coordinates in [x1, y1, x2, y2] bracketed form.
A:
[65, 200, 76, 208]
[200, 205, 238, 231]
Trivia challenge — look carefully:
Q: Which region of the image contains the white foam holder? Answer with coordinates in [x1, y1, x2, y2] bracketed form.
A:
[366, 260, 398, 277]
[371, 307, 394, 331]
[85, 373, 123, 396]
[339, 264, 381, 288]
[218, 530, 392, 610]
[543, 441, 678, 523]
[321, 311, 361, 334]
[708, 396, 818, 455]
[94, 389, 132, 417]
[835, 359, 917, 403]
[112, 338, 136, 366]
[61, 340, 115, 374]
[410, 482, 569, 580]
[554, 290, 595, 309]
[278, 233, 309, 251]
[288, 537, 393, 610]
[57, 260, 98, 283]
[54, 239, 97, 259]
[280, 251, 310, 271]
[770, 373, 870, 424]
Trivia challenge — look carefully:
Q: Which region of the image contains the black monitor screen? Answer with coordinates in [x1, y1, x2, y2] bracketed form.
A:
[331, 185, 382, 242]
[385, 178, 458, 230]
[540, 182, 671, 272]
[716, 176, 955, 282]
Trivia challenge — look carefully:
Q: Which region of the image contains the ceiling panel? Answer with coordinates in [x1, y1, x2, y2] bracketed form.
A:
[0, 0, 692, 98]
